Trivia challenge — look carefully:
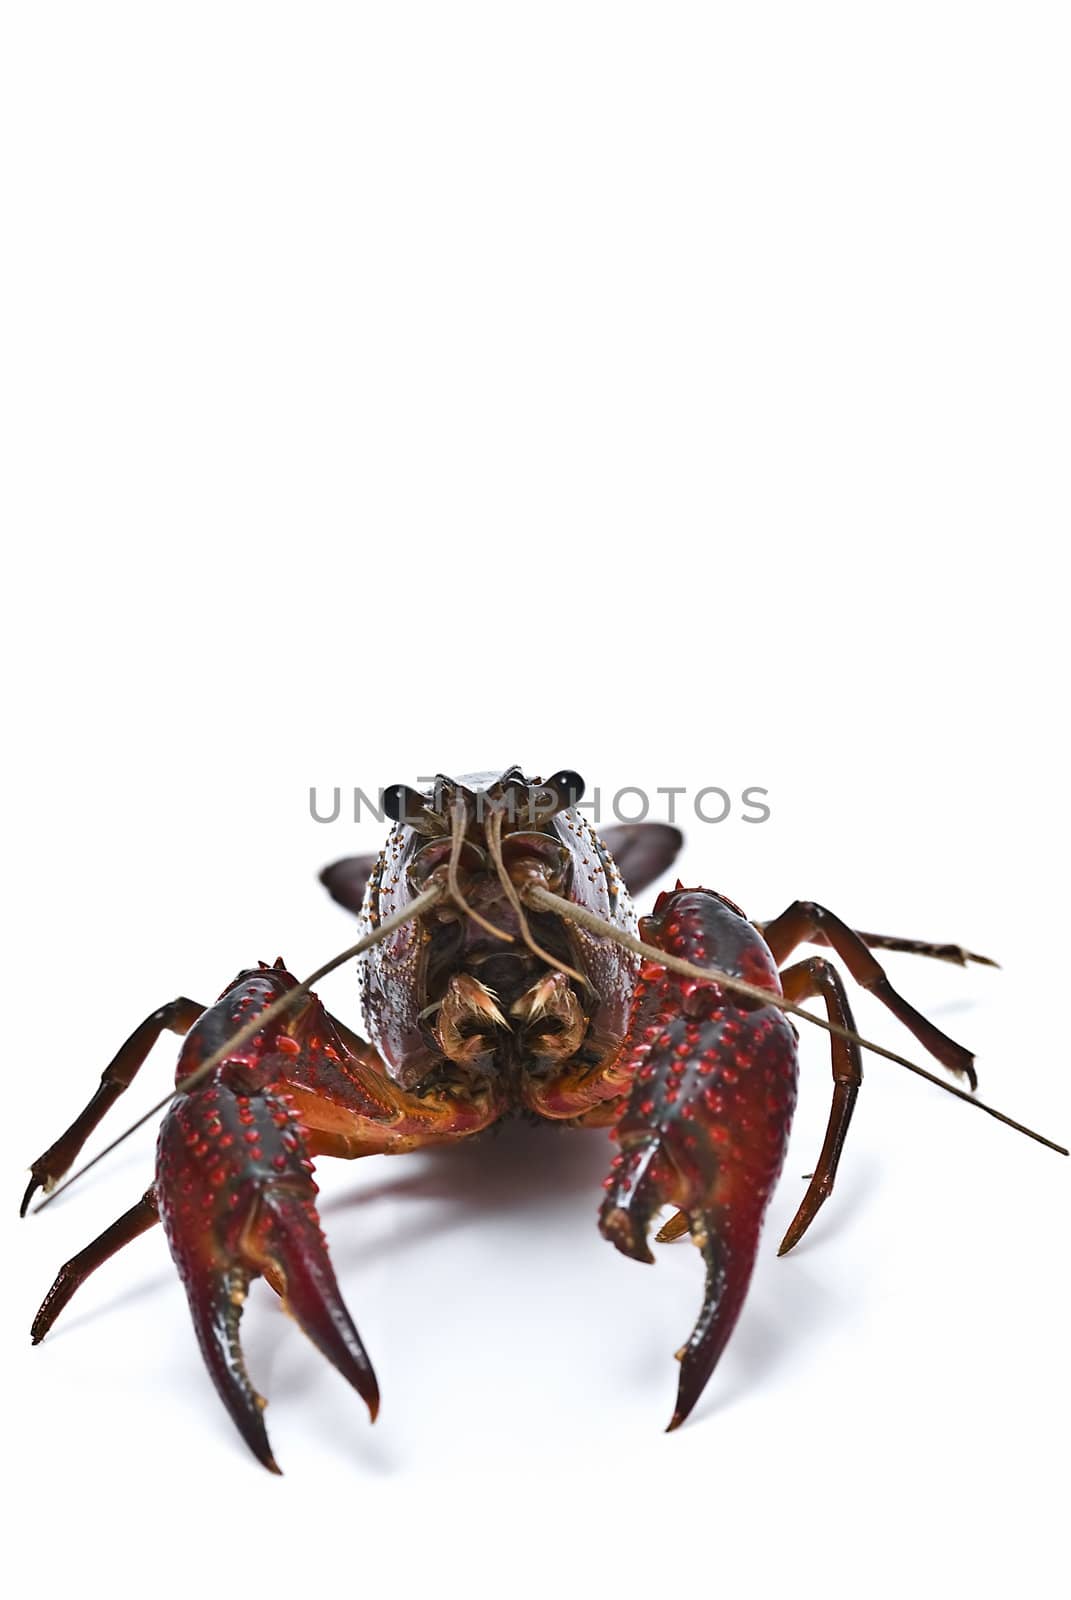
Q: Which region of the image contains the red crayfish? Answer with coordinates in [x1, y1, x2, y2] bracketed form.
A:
[24, 767, 1066, 1472]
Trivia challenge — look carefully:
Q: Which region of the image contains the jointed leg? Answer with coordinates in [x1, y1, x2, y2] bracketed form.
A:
[21, 996, 205, 1215]
[776, 958, 862, 1256]
[760, 922, 998, 970]
[31, 1189, 160, 1343]
[761, 900, 977, 1089]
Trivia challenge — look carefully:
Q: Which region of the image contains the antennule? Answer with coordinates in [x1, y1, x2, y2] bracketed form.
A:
[485, 807, 587, 986]
[446, 797, 514, 943]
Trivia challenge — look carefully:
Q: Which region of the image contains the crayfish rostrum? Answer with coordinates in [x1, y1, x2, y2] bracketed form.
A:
[25, 766, 1062, 1472]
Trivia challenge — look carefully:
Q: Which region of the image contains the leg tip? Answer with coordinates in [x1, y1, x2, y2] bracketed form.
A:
[953, 1050, 979, 1093]
[777, 1212, 811, 1255]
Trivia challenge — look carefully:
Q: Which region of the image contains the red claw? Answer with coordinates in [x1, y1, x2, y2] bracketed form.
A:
[600, 888, 800, 1431]
[156, 1070, 377, 1473]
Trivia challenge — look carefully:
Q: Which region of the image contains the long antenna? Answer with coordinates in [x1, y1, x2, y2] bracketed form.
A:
[525, 884, 1068, 1157]
[33, 883, 446, 1212]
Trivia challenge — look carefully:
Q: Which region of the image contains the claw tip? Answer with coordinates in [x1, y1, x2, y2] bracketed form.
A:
[600, 1206, 655, 1264]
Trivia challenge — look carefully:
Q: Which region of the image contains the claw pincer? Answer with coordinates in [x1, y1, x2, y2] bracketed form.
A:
[156, 971, 377, 1472]
[599, 888, 799, 1429]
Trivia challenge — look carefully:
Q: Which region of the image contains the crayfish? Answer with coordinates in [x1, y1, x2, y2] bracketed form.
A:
[24, 767, 1066, 1472]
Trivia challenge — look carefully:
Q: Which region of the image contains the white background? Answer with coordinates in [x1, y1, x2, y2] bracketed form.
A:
[2, 5, 1067, 1597]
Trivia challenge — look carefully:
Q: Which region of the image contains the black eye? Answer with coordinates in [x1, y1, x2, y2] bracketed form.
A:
[382, 783, 426, 824]
[548, 769, 585, 808]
